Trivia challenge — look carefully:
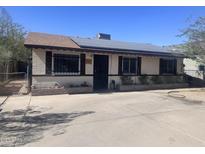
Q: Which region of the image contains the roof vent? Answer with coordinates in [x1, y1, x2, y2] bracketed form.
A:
[97, 33, 111, 40]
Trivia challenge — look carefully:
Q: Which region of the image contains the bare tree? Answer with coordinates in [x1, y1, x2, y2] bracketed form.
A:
[179, 17, 205, 65]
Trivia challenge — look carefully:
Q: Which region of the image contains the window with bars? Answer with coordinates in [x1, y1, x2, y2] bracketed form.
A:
[53, 54, 80, 74]
[122, 57, 137, 74]
[160, 58, 177, 75]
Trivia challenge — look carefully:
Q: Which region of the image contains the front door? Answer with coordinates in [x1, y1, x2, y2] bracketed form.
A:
[93, 55, 109, 90]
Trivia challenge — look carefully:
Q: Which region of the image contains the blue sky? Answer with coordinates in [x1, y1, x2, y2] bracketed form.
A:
[4, 6, 205, 46]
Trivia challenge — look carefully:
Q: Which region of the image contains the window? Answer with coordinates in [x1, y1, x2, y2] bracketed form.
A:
[53, 54, 79, 74]
[122, 57, 137, 74]
[160, 58, 176, 75]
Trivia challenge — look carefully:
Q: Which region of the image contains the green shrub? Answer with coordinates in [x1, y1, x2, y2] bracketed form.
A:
[120, 76, 134, 85]
[163, 76, 176, 84]
[175, 76, 185, 83]
[150, 76, 163, 84]
[138, 76, 149, 85]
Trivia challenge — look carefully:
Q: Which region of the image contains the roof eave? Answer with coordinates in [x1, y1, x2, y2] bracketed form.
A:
[80, 46, 185, 58]
[24, 44, 185, 58]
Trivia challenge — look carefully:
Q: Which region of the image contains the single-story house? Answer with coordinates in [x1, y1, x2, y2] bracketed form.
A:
[24, 32, 187, 94]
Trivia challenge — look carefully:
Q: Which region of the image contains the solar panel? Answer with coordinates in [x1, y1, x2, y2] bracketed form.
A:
[71, 37, 170, 53]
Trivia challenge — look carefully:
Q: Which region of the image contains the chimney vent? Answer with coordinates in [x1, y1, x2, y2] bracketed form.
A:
[97, 33, 111, 40]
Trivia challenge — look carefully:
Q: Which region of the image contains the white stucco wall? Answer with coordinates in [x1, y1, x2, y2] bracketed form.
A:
[141, 56, 159, 75]
[32, 48, 184, 89]
[33, 49, 185, 77]
[177, 58, 184, 74]
[109, 54, 118, 74]
[32, 49, 94, 75]
[32, 49, 94, 87]
[32, 49, 46, 75]
[85, 53, 93, 74]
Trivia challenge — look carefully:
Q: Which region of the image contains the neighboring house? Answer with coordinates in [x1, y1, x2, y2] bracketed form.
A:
[24, 32, 185, 94]
[183, 58, 205, 79]
[164, 44, 205, 80]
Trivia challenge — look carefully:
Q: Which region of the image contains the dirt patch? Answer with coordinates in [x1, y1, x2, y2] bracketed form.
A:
[168, 90, 205, 105]
[0, 80, 26, 96]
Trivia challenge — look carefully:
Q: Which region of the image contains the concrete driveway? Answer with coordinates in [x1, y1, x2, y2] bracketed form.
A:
[1, 89, 205, 146]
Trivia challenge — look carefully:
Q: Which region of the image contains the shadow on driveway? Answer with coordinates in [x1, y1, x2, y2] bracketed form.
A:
[0, 106, 95, 147]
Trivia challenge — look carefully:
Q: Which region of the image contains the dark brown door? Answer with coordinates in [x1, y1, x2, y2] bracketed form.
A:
[93, 55, 109, 90]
